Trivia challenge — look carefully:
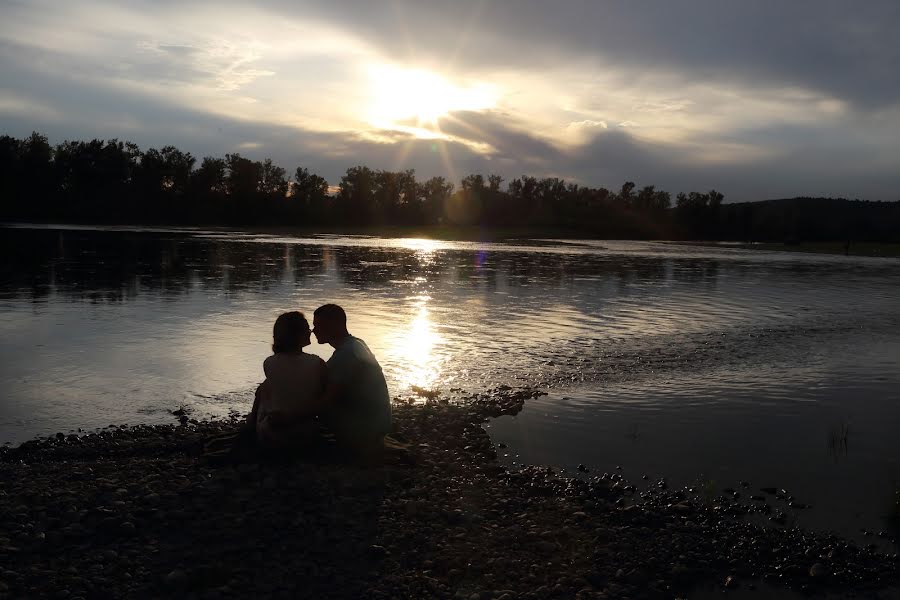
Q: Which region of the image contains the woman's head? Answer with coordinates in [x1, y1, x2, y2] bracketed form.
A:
[272, 311, 311, 353]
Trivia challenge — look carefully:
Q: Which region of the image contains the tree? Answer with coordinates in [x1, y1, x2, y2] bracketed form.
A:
[397, 169, 422, 224]
[618, 181, 636, 206]
[259, 159, 288, 198]
[292, 167, 330, 223]
[159, 146, 195, 195]
[192, 157, 227, 196]
[420, 176, 453, 224]
[225, 153, 262, 200]
[461, 173, 485, 192]
[338, 166, 376, 224]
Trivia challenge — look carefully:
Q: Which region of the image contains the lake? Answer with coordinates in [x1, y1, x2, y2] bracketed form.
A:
[2, 224, 899, 547]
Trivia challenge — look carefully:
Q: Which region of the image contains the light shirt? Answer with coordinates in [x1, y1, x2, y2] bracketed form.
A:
[326, 335, 392, 440]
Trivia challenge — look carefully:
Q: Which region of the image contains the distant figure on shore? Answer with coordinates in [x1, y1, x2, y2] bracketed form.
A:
[247, 311, 327, 451]
[313, 304, 392, 456]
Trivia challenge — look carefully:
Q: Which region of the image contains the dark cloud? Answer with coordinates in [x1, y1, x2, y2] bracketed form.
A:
[435, 110, 561, 165]
[272, 0, 900, 110]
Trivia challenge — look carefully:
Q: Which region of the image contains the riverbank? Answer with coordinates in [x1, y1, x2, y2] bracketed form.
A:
[671, 240, 900, 258]
[8, 221, 900, 254]
[1, 388, 898, 599]
[743, 241, 900, 258]
[251, 224, 585, 242]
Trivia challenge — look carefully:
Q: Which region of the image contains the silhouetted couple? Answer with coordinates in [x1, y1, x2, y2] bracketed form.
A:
[247, 304, 392, 461]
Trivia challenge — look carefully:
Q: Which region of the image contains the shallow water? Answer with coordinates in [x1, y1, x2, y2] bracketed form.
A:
[2, 224, 899, 546]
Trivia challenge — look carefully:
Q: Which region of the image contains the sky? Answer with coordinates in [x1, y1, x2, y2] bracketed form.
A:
[1, 0, 899, 202]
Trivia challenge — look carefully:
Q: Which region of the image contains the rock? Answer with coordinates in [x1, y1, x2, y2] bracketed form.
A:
[809, 563, 827, 577]
[164, 569, 189, 590]
[119, 521, 136, 535]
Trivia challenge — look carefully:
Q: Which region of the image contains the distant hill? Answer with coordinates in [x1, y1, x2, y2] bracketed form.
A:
[713, 197, 900, 242]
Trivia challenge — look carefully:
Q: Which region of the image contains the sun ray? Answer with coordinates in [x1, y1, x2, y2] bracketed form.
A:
[435, 110, 492, 149]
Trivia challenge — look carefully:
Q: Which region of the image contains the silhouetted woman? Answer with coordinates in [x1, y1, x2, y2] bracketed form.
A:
[246, 311, 327, 452]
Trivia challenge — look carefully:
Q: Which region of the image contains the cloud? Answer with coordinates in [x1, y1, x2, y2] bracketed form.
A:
[0, 90, 62, 122]
[278, 0, 900, 110]
[0, 0, 899, 201]
[567, 120, 607, 130]
[134, 41, 276, 91]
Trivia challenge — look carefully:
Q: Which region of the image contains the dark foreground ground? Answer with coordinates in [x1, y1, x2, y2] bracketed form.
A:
[1, 388, 898, 599]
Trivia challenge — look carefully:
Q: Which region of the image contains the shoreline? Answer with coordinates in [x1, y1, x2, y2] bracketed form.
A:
[6, 221, 900, 255]
[1, 388, 897, 599]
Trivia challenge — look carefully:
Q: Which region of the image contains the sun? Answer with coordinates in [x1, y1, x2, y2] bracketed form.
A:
[366, 64, 496, 133]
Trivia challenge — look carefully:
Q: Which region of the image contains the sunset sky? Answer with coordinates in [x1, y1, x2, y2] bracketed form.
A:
[2, 0, 899, 201]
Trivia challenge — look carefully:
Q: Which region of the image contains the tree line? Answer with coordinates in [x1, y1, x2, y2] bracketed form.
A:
[1, 132, 898, 241]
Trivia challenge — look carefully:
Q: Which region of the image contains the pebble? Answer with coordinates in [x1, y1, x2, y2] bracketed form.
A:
[164, 569, 188, 589]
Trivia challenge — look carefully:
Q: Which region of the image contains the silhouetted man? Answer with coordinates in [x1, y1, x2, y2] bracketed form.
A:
[313, 304, 392, 454]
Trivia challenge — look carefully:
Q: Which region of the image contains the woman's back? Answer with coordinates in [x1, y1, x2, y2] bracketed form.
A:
[257, 352, 325, 446]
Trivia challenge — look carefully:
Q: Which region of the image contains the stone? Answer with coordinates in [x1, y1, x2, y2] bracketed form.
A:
[809, 563, 827, 577]
[164, 569, 189, 590]
[119, 521, 136, 535]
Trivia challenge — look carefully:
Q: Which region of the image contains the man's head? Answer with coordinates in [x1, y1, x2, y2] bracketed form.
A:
[313, 304, 348, 346]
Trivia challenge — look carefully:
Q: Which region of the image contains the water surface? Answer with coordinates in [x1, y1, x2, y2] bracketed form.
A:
[2, 224, 899, 545]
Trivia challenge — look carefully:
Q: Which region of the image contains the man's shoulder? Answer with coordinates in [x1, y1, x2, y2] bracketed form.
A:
[329, 336, 366, 358]
[327, 336, 379, 373]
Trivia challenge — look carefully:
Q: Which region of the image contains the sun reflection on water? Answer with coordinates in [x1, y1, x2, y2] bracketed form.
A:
[396, 237, 441, 254]
[388, 295, 445, 396]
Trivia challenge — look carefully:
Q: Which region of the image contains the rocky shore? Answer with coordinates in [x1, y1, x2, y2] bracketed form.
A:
[1, 387, 898, 599]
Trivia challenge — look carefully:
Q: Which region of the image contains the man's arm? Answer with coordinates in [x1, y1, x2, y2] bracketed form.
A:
[301, 358, 339, 416]
[313, 353, 361, 415]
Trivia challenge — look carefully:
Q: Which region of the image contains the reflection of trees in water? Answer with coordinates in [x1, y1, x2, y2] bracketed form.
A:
[2, 229, 747, 304]
[0, 230, 330, 301]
